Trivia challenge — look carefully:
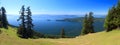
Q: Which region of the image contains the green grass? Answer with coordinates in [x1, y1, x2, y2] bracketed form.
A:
[0, 27, 120, 45]
[0, 27, 58, 45]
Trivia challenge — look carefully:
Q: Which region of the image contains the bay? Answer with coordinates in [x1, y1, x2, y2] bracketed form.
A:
[7, 15, 105, 37]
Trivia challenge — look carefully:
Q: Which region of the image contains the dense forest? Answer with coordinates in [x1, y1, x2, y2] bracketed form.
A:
[104, 0, 120, 32]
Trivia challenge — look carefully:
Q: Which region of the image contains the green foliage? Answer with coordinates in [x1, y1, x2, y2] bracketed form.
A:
[81, 14, 89, 35]
[0, 9, 1, 21]
[60, 28, 65, 38]
[26, 7, 34, 38]
[32, 31, 44, 39]
[0, 7, 8, 29]
[43, 34, 60, 39]
[17, 5, 27, 38]
[0, 29, 1, 34]
[104, 1, 120, 32]
[17, 25, 26, 38]
[81, 12, 94, 35]
[88, 12, 94, 33]
[0, 21, 3, 28]
[1, 7, 8, 29]
[17, 5, 35, 39]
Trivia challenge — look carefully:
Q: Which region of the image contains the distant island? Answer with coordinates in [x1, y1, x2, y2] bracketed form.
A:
[56, 17, 105, 22]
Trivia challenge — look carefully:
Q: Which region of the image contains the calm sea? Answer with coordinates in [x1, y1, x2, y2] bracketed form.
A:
[7, 15, 105, 37]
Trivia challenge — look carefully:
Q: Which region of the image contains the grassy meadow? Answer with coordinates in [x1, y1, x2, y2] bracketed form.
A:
[0, 26, 120, 45]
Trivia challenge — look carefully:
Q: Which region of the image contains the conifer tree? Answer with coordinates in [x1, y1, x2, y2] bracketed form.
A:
[0, 9, 2, 27]
[17, 5, 26, 30]
[0, 9, 2, 21]
[17, 5, 34, 38]
[17, 5, 27, 38]
[26, 7, 34, 38]
[104, 0, 120, 32]
[1, 7, 8, 29]
[88, 12, 94, 33]
[61, 28, 65, 38]
[81, 12, 95, 35]
[104, 6, 117, 32]
[81, 14, 89, 35]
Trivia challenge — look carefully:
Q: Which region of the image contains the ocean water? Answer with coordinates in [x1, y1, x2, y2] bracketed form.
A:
[7, 15, 105, 37]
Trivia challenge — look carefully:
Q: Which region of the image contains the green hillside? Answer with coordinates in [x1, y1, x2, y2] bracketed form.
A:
[0, 26, 120, 45]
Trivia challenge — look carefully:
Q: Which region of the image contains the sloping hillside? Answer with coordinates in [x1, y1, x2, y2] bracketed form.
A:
[0, 27, 120, 45]
[0, 27, 58, 45]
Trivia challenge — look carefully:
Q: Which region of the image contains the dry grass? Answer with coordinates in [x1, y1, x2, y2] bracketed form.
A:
[0, 27, 120, 45]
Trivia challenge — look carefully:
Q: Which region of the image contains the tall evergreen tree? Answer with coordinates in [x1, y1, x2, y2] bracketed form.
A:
[0, 9, 2, 27]
[88, 12, 94, 33]
[104, 0, 120, 32]
[17, 5, 27, 38]
[17, 5, 26, 30]
[104, 7, 115, 31]
[115, 0, 120, 28]
[81, 14, 89, 35]
[0, 9, 2, 21]
[81, 12, 95, 35]
[26, 7, 34, 38]
[61, 28, 65, 38]
[17, 5, 34, 38]
[1, 7, 8, 29]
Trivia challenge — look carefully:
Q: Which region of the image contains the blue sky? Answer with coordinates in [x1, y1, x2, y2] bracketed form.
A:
[0, 0, 118, 15]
